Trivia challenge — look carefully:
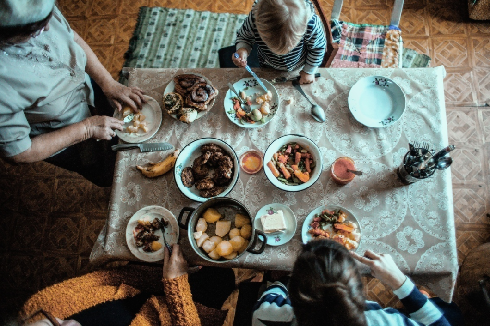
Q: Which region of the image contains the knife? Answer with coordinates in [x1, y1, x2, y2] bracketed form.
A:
[234, 53, 268, 93]
[271, 73, 321, 84]
[111, 143, 174, 152]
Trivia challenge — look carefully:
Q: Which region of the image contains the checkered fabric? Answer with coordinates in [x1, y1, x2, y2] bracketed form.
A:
[330, 19, 402, 68]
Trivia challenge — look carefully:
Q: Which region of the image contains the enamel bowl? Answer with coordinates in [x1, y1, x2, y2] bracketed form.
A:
[263, 134, 322, 192]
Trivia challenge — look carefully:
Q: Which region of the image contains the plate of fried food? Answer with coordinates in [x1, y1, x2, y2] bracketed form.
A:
[114, 95, 163, 143]
[301, 205, 361, 251]
[224, 77, 279, 128]
[174, 138, 239, 202]
[163, 73, 219, 124]
[126, 205, 179, 262]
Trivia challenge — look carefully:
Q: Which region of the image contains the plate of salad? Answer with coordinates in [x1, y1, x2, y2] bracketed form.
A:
[224, 77, 279, 128]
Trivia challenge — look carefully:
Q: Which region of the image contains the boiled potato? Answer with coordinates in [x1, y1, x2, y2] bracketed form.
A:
[151, 241, 162, 251]
[216, 241, 233, 256]
[202, 240, 217, 253]
[203, 208, 222, 223]
[196, 218, 208, 232]
[235, 213, 251, 228]
[215, 220, 232, 237]
[196, 233, 209, 247]
[229, 235, 245, 251]
[229, 228, 240, 238]
[240, 224, 252, 240]
[208, 249, 221, 260]
[209, 236, 222, 246]
[223, 252, 238, 260]
[238, 240, 249, 254]
[193, 231, 203, 240]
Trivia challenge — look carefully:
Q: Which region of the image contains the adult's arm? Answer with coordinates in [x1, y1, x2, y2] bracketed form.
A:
[161, 245, 201, 326]
[7, 115, 123, 164]
[73, 31, 145, 112]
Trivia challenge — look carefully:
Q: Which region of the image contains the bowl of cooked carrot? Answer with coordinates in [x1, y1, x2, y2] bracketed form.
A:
[263, 134, 322, 192]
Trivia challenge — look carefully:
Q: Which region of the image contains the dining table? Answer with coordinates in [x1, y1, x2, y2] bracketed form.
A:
[90, 66, 458, 302]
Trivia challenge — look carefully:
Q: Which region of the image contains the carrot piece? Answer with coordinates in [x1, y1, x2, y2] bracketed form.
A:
[236, 108, 246, 117]
[294, 152, 301, 165]
[334, 223, 354, 233]
[291, 164, 299, 170]
[294, 169, 310, 183]
[267, 161, 280, 177]
[273, 153, 279, 160]
[278, 163, 291, 179]
[277, 155, 288, 164]
[305, 158, 311, 173]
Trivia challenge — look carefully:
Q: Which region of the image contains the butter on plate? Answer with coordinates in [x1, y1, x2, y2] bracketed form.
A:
[260, 210, 287, 234]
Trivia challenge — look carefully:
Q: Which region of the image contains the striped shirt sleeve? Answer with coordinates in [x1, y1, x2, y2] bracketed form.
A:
[303, 14, 326, 74]
[235, 9, 255, 55]
[393, 277, 451, 326]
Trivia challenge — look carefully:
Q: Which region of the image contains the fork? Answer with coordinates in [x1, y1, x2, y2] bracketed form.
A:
[159, 219, 173, 255]
[228, 82, 252, 113]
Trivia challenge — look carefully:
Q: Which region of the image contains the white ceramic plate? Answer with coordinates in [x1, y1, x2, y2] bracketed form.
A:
[173, 138, 240, 202]
[348, 76, 405, 128]
[263, 134, 323, 192]
[164, 73, 216, 121]
[301, 205, 361, 250]
[254, 203, 297, 246]
[126, 205, 179, 262]
[114, 95, 162, 143]
[224, 78, 279, 128]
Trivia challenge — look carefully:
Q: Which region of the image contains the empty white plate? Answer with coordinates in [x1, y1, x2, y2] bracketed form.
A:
[348, 76, 405, 128]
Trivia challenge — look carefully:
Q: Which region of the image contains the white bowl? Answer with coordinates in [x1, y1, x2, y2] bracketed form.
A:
[263, 134, 322, 192]
[174, 138, 239, 202]
[348, 76, 405, 128]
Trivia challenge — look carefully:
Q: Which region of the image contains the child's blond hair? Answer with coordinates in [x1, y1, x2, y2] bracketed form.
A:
[254, 0, 311, 55]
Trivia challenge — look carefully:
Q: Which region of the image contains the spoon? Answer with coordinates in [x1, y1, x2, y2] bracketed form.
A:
[292, 80, 325, 122]
[347, 169, 363, 176]
[435, 156, 452, 170]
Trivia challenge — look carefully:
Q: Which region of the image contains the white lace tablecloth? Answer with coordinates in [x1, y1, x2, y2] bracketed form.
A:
[90, 66, 458, 301]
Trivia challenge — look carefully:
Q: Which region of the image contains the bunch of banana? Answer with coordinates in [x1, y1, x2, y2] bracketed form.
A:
[136, 149, 179, 178]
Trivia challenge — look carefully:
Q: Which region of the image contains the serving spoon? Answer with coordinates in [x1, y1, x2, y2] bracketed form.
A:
[292, 80, 325, 122]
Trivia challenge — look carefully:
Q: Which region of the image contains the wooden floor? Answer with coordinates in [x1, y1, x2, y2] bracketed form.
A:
[1, 0, 489, 324]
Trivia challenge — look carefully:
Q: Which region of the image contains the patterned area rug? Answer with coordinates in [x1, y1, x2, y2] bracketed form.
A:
[121, 7, 246, 83]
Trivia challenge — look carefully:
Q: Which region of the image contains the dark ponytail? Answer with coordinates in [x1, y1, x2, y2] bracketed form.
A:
[288, 240, 367, 326]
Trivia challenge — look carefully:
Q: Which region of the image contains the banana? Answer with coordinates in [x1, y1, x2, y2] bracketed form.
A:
[136, 149, 179, 178]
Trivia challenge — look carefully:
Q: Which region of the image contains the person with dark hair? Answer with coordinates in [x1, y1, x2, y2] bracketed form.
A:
[0, 0, 146, 187]
[252, 240, 464, 326]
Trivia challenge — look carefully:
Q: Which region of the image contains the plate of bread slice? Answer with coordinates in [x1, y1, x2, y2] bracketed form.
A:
[163, 73, 218, 124]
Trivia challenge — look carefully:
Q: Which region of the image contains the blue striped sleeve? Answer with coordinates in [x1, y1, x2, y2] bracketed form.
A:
[235, 9, 255, 54]
[393, 278, 451, 326]
[303, 14, 326, 74]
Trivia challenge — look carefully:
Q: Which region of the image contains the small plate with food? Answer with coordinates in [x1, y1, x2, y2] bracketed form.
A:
[174, 138, 239, 202]
[254, 203, 296, 246]
[125, 205, 179, 262]
[114, 95, 163, 143]
[224, 77, 279, 128]
[263, 134, 322, 192]
[301, 205, 361, 251]
[163, 73, 218, 124]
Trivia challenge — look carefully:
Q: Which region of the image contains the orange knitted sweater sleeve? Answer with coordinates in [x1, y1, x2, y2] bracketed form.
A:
[162, 274, 201, 326]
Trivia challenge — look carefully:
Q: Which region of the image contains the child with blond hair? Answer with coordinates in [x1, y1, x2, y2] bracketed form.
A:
[232, 0, 326, 84]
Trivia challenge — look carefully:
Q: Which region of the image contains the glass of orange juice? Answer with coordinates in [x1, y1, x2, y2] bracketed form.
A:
[331, 157, 356, 185]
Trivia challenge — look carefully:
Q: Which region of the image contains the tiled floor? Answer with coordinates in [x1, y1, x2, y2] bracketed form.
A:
[1, 0, 489, 324]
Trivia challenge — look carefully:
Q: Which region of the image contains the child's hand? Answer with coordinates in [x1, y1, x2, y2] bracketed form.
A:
[232, 48, 249, 67]
[299, 71, 315, 84]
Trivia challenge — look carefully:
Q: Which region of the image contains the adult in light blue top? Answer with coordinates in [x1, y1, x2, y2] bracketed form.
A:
[0, 0, 145, 186]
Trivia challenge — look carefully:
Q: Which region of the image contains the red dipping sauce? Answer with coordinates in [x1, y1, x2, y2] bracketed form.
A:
[240, 150, 263, 174]
[331, 157, 356, 185]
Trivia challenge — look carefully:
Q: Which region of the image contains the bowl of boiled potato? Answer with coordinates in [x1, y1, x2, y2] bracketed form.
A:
[178, 197, 267, 262]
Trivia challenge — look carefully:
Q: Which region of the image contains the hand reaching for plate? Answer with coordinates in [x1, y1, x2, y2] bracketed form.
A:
[163, 244, 188, 280]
